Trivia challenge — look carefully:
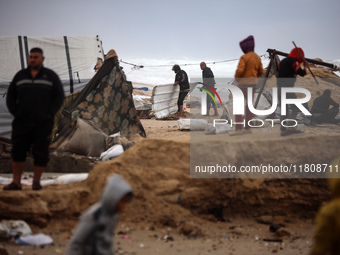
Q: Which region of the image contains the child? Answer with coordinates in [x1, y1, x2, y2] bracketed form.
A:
[67, 175, 133, 255]
[234, 35, 264, 134]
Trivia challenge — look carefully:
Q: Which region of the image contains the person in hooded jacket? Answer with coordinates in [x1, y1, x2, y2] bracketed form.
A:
[67, 175, 133, 255]
[234, 35, 264, 134]
[310, 158, 340, 255]
[277, 47, 308, 136]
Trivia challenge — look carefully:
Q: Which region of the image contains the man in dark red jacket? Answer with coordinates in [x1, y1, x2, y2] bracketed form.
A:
[4, 47, 65, 191]
[277, 47, 308, 136]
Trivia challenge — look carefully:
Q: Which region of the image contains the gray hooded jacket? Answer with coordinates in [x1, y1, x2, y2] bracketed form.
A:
[67, 175, 133, 255]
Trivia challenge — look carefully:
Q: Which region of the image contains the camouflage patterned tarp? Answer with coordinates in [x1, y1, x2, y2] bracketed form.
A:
[51, 52, 146, 156]
[63, 54, 146, 138]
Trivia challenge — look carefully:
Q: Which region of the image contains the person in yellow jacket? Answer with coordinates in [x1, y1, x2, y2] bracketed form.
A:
[310, 158, 340, 255]
[233, 35, 263, 134]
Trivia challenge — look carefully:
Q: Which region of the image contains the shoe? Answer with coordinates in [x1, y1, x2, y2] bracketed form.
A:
[3, 182, 22, 191]
[32, 182, 42, 190]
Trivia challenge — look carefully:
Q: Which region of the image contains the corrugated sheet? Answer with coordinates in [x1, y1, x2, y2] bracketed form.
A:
[151, 83, 197, 119]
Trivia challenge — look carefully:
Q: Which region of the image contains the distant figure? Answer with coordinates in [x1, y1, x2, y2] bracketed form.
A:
[277, 47, 308, 136]
[4, 47, 65, 191]
[172, 64, 190, 118]
[67, 175, 133, 255]
[311, 89, 340, 124]
[200, 62, 218, 116]
[310, 175, 340, 255]
[234, 35, 264, 135]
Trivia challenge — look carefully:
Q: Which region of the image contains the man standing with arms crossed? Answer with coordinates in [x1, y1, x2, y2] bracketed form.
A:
[4, 47, 65, 191]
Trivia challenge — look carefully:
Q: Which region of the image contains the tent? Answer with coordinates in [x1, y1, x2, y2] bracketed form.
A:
[50, 50, 146, 157]
[0, 35, 104, 138]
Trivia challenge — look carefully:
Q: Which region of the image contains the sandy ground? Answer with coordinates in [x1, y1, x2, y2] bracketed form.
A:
[0, 218, 315, 255]
[1, 116, 338, 255]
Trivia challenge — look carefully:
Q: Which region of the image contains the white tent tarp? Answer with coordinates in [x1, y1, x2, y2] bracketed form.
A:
[0, 35, 104, 91]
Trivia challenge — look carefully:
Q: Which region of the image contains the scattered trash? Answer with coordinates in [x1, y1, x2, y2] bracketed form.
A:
[0, 220, 32, 238]
[0, 174, 89, 187]
[0, 177, 10, 185]
[134, 87, 149, 91]
[178, 119, 207, 131]
[54, 173, 88, 185]
[139, 243, 144, 248]
[100, 144, 124, 161]
[16, 233, 53, 246]
[162, 235, 174, 242]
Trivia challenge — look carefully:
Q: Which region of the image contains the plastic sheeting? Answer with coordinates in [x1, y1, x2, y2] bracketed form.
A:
[0, 35, 104, 86]
[151, 83, 197, 119]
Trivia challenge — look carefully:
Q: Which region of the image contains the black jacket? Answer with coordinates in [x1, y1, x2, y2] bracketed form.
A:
[175, 70, 190, 91]
[277, 57, 306, 87]
[6, 66, 65, 126]
[202, 67, 215, 87]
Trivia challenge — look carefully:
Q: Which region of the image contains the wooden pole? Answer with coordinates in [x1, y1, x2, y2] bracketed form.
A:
[254, 52, 274, 108]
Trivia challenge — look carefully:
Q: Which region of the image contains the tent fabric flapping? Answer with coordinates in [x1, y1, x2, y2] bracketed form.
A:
[51, 53, 146, 156]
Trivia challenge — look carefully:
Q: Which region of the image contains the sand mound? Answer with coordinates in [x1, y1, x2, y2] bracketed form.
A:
[0, 137, 333, 231]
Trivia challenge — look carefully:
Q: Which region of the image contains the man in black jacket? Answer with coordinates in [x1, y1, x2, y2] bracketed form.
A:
[172, 64, 190, 118]
[277, 47, 308, 136]
[4, 48, 65, 191]
[200, 62, 218, 116]
[311, 89, 339, 124]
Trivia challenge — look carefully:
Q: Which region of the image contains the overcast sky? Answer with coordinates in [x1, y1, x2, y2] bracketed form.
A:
[1, 0, 339, 62]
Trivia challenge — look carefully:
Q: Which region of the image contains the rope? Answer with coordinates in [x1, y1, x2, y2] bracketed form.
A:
[119, 54, 268, 70]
